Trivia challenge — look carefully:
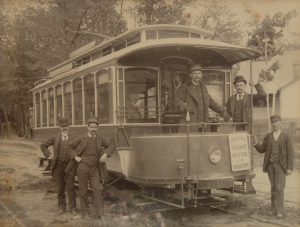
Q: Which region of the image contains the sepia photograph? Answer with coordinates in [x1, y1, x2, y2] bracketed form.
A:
[0, 0, 299, 226]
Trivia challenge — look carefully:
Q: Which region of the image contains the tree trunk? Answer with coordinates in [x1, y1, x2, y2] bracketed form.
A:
[266, 92, 271, 131]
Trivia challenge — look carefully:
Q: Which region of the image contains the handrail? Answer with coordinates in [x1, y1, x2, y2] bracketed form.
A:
[116, 122, 248, 128]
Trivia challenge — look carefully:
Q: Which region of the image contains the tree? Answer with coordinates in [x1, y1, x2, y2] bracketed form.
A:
[0, 0, 127, 136]
[192, 0, 242, 44]
[247, 11, 296, 128]
[131, 0, 192, 26]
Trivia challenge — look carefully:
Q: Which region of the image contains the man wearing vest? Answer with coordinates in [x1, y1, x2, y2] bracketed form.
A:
[66, 116, 114, 219]
[226, 75, 266, 131]
[253, 115, 294, 218]
[40, 117, 77, 214]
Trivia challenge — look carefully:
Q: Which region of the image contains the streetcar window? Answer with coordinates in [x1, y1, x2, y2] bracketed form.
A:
[48, 88, 55, 126]
[56, 85, 63, 124]
[114, 41, 126, 51]
[42, 90, 47, 127]
[202, 71, 225, 118]
[97, 70, 112, 124]
[63, 82, 72, 123]
[103, 46, 112, 56]
[124, 68, 158, 123]
[127, 32, 141, 46]
[146, 30, 157, 40]
[73, 78, 83, 125]
[118, 68, 125, 123]
[84, 74, 95, 122]
[158, 30, 189, 39]
[190, 33, 201, 38]
[35, 93, 40, 127]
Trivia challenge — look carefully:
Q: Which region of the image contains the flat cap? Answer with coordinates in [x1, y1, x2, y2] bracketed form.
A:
[59, 117, 70, 126]
[270, 115, 281, 123]
[87, 116, 99, 125]
[233, 75, 247, 85]
[190, 64, 203, 72]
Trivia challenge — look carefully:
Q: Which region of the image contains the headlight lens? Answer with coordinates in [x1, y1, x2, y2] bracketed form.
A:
[209, 149, 222, 164]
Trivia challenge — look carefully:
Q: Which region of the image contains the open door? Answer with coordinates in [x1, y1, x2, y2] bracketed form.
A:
[160, 57, 192, 132]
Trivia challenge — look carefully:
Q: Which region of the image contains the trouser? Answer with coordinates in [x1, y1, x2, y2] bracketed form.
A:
[53, 160, 77, 211]
[267, 161, 286, 213]
[77, 163, 103, 217]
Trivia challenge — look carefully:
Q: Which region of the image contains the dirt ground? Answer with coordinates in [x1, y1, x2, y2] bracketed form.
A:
[0, 137, 300, 227]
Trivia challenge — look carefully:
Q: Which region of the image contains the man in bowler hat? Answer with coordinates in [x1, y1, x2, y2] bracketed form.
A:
[253, 115, 294, 218]
[175, 64, 225, 132]
[40, 117, 77, 214]
[66, 116, 115, 219]
[226, 75, 266, 131]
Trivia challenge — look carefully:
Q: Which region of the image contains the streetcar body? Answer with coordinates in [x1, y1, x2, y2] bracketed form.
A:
[32, 25, 260, 207]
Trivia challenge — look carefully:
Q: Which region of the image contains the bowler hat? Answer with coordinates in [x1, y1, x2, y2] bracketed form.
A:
[233, 75, 247, 85]
[59, 117, 69, 126]
[87, 116, 99, 125]
[190, 64, 203, 72]
[270, 115, 281, 123]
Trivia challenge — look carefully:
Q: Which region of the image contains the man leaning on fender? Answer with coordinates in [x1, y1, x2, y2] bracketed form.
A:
[66, 116, 115, 219]
[253, 115, 294, 218]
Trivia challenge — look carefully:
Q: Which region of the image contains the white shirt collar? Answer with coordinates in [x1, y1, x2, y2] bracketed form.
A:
[236, 93, 244, 100]
[61, 132, 68, 137]
[191, 81, 199, 86]
[88, 133, 96, 138]
[273, 129, 281, 141]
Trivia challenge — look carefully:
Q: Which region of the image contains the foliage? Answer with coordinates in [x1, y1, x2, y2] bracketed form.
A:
[132, 0, 192, 26]
[248, 11, 297, 61]
[0, 0, 126, 134]
[192, 0, 242, 44]
[247, 11, 296, 82]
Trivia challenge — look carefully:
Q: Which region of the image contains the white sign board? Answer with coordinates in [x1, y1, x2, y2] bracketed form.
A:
[228, 133, 250, 171]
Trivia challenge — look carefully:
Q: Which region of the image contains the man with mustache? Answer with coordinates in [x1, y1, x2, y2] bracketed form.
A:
[66, 116, 114, 219]
[175, 64, 225, 132]
[40, 117, 77, 214]
[225, 75, 266, 131]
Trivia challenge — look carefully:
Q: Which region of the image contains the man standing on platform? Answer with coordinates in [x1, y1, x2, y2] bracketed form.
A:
[40, 117, 77, 214]
[226, 75, 266, 131]
[175, 64, 225, 132]
[66, 116, 114, 219]
[253, 115, 294, 218]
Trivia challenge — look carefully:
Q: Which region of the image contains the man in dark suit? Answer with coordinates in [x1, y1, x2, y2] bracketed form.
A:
[175, 64, 225, 132]
[40, 117, 77, 214]
[253, 115, 294, 218]
[226, 75, 266, 131]
[66, 116, 114, 219]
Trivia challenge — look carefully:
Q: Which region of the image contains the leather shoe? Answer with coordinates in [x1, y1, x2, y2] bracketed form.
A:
[276, 212, 283, 218]
[268, 210, 276, 216]
[58, 208, 66, 214]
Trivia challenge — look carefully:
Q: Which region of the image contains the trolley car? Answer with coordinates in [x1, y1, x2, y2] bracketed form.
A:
[32, 25, 260, 208]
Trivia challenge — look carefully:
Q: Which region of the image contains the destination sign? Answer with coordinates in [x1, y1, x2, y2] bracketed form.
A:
[228, 133, 250, 171]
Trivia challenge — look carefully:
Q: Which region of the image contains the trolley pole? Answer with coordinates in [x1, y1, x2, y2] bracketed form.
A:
[186, 111, 191, 176]
[250, 60, 254, 175]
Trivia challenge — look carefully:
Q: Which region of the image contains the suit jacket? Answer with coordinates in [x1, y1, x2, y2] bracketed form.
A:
[66, 134, 115, 161]
[40, 132, 75, 171]
[175, 82, 224, 122]
[226, 83, 266, 129]
[255, 132, 294, 173]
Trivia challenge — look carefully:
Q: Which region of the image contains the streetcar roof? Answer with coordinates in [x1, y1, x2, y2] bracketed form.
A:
[33, 25, 261, 91]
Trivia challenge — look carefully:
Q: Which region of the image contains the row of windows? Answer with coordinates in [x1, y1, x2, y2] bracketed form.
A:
[35, 66, 230, 128]
[49, 29, 205, 78]
[34, 70, 112, 127]
[34, 67, 160, 128]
